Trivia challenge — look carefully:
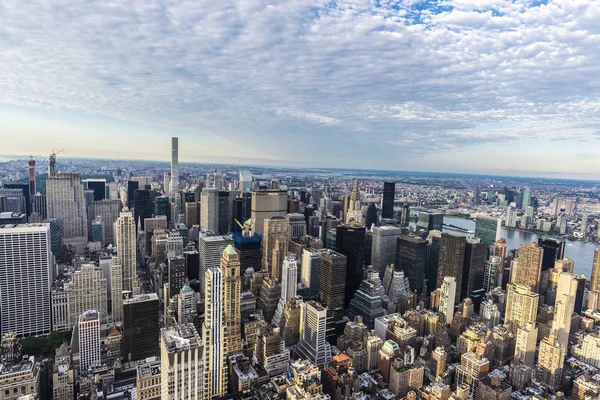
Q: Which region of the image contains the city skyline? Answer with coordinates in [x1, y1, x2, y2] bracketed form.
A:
[2, 0, 600, 177]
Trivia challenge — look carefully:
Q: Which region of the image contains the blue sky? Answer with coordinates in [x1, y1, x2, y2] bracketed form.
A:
[1, 0, 600, 178]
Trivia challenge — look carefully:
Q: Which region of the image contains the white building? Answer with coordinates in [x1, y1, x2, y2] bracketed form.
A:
[273, 254, 298, 326]
[301, 248, 322, 298]
[239, 170, 253, 193]
[203, 267, 227, 397]
[0, 223, 52, 336]
[65, 264, 108, 326]
[78, 310, 101, 372]
[439, 277, 457, 323]
[160, 324, 203, 399]
[201, 188, 219, 233]
[296, 301, 332, 369]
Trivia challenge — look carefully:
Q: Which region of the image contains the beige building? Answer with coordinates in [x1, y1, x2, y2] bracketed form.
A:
[200, 188, 218, 232]
[52, 344, 74, 400]
[160, 324, 203, 399]
[511, 243, 543, 292]
[456, 351, 489, 396]
[221, 245, 243, 355]
[110, 256, 124, 322]
[136, 358, 161, 400]
[536, 335, 565, 389]
[514, 322, 537, 367]
[116, 210, 138, 294]
[250, 189, 287, 236]
[93, 199, 122, 246]
[431, 347, 447, 379]
[591, 248, 600, 293]
[65, 264, 108, 325]
[0, 356, 40, 400]
[365, 331, 383, 371]
[262, 216, 289, 279]
[203, 267, 228, 398]
[504, 284, 539, 334]
[46, 173, 87, 250]
[389, 359, 424, 398]
[551, 273, 577, 348]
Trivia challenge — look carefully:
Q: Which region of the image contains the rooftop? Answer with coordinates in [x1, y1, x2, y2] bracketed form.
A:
[161, 324, 202, 353]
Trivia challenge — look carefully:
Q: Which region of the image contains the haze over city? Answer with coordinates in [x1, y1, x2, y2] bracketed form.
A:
[2, 0, 600, 177]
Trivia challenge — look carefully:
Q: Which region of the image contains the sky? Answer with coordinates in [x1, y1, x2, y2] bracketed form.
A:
[1, 0, 600, 178]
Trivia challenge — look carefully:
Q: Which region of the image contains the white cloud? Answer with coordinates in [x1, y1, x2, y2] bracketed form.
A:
[1, 0, 600, 172]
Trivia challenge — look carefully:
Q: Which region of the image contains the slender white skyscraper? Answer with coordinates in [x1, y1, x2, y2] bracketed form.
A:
[296, 300, 332, 368]
[116, 210, 138, 294]
[203, 267, 227, 397]
[0, 223, 52, 336]
[170, 137, 178, 202]
[551, 272, 577, 348]
[439, 276, 457, 323]
[272, 254, 298, 326]
[78, 310, 101, 371]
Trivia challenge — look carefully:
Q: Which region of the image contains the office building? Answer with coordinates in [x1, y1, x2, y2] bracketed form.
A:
[217, 190, 233, 235]
[78, 310, 101, 371]
[483, 256, 502, 292]
[436, 233, 466, 302]
[239, 170, 253, 192]
[65, 264, 108, 326]
[110, 257, 124, 322]
[0, 187, 26, 214]
[263, 216, 288, 280]
[273, 254, 298, 325]
[536, 335, 565, 389]
[551, 273, 577, 348]
[33, 193, 47, 221]
[336, 223, 365, 309]
[251, 189, 287, 236]
[198, 234, 232, 292]
[116, 210, 138, 294]
[127, 181, 139, 210]
[221, 245, 243, 355]
[154, 196, 170, 225]
[282, 297, 303, 346]
[372, 226, 401, 278]
[167, 256, 186, 296]
[85, 179, 106, 201]
[461, 238, 486, 299]
[185, 201, 199, 228]
[439, 277, 456, 323]
[389, 359, 424, 398]
[538, 237, 565, 272]
[591, 248, 600, 293]
[123, 293, 159, 362]
[0, 223, 52, 336]
[348, 267, 386, 328]
[287, 213, 307, 239]
[93, 199, 121, 245]
[296, 301, 333, 369]
[474, 215, 499, 245]
[170, 137, 179, 202]
[232, 231, 261, 273]
[431, 347, 447, 379]
[133, 189, 155, 230]
[255, 325, 290, 376]
[346, 178, 363, 224]
[160, 324, 203, 399]
[200, 188, 219, 233]
[514, 322, 537, 367]
[504, 284, 539, 334]
[396, 234, 427, 293]
[417, 212, 444, 231]
[52, 343, 74, 400]
[512, 242, 543, 292]
[301, 248, 322, 299]
[319, 249, 347, 322]
[136, 358, 161, 400]
[203, 267, 228, 397]
[46, 173, 88, 248]
[381, 182, 395, 219]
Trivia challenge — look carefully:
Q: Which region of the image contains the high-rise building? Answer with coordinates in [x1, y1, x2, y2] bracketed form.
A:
[381, 182, 395, 220]
[46, 173, 88, 248]
[336, 223, 365, 309]
[431, 347, 447, 379]
[154, 196, 171, 226]
[85, 179, 106, 202]
[127, 181, 139, 210]
[296, 301, 333, 369]
[122, 293, 159, 364]
[254, 325, 290, 376]
[0, 223, 52, 336]
[3, 183, 30, 216]
[426, 230, 442, 290]
[33, 193, 47, 221]
[185, 201, 199, 228]
[504, 284, 539, 334]
[116, 210, 138, 294]
[198, 234, 233, 292]
[273, 254, 298, 326]
[474, 215, 499, 245]
[251, 189, 287, 236]
[217, 190, 233, 235]
[110, 257, 124, 322]
[160, 324, 203, 399]
[512, 243, 543, 292]
[536, 335, 565, 389]
[52, 343, 74, 400]
[167, 256, 186, 296]
[551, 273, 577, 349]
[263, 216, 289, 280]
[371, 226, 401, 279]
[65, 264, 108, 326]
[170, 137, 179, 202]
[396, 234, 427, 293]
[239, 170, 253, 193]
[514, 322, 537, 367]
[483, 256, 502, 293]
[417, 212, 444, 231]
[258, 277, 281, 323]
[78, 310, 101, 371]
[437, 233, 466, 302]
[200, 188, 218, 233]
[93, 199, 121, 245]
[439, 277, 456, 323]
[221, 245, 243, 355]
[203, 267, 228, 397]
[521, 187, 531, 209]
[456, 351, 490, 396]
[591, 248, 600, 293]
[461, 238, 486, 299]
[301, 248, 323, 299]
[346, 179, 363, 224]
[133, 189, 154, 230]
[287, 213, 307, 239]
[538, 237, 565, 272]
[348, 268, 386, 328]
[232, 232, 261, 273]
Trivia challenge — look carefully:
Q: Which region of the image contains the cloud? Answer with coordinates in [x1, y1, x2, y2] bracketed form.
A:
[1, 0, 600, 172]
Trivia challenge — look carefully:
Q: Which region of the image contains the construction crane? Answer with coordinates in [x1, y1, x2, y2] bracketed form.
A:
[48, 149, 65, 177]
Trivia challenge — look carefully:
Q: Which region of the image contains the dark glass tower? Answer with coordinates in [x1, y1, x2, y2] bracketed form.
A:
[154, 196, 170, 225]
[382, 182, 395, 219]
[123, 293, 159, 362]
[574, 275, 586, 314]
[365, 203, 378, 230]
[232, 193, 252, 233]
[396, 234, 427, 294]
[86, 180, 106, 201]
[233, 232, 262, 273]
[436, 233, 466, 302]
[426, 234, 441, 291]
[319, 249, 347, 322]
[184, 249, 200, 281]
[168, 256, 187, 295]
[218, 191, 230, 235]
[335, 224, 365, 309]
[538, 237, 565, 272]
[133, 189, 154, 230]
[127, 180, 139, 210]
[461, 239, 486, 299]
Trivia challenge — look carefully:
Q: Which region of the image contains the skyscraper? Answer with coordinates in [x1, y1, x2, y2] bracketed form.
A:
[127, 180, 138, 210]
[273, 254, 298, 326]
[116, 210, 138, 294]
[200, 188, 218, 232]
[232, 231, 261, 274]
[78, 310, 101, 372]
[301, 248, 322, 299]
[170, 137, 179, 202]
[93, 199, 121, 246]
[536, 335, 565, 389]
[512, 243, 543, 293]
[123, 293, 159, 362]
[348, 267, 386, 328]
[396, 234, 427, 293]
[372, 226, 401, 279]
[199, 234, 233, 293]
[483, 256, 502, 293]
[537, 237, 565, 272]
[591, 248, 600, 294]
[85, 179, 107, 202]
[319, 249, 347, 322]
[221, 245, 243, 355]
[521, 187, 532, 209]
[461, 238, 486, 299]
[514, 322, 537, 367]
[473, 215, 499, 245]
[287, 213, 307, 239]
[160, 324, 203, 399]
[346, 179, 362, 224]
[504, 284, 539, 334]
[0, 223, 52, 336]
[251, 189, 287, 236]
[110, 257, 123, 322]
[46, 173, 88, 250]
[64, 264, 108, 326]
[437, 233, 466, 302]
[296, 301, 333, 369]
[335, 223, 365, 309]
[551, 273, 577, 349]
[133, 189, 154, 230]
[439, 277, 456, 323]
[203, 267, 227, 397]
[263, 216, 288, 280]
[381, 182, 395, 220]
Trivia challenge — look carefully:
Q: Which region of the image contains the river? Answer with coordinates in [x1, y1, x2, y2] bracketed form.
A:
[409, 214, 597, 278]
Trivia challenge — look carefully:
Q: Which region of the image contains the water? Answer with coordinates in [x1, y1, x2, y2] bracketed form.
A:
[410, 214, 597, 278]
